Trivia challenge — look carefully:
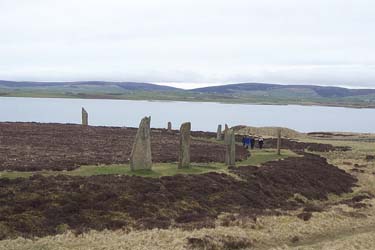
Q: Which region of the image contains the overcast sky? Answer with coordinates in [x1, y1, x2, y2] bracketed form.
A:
[0, 0, 374, 89]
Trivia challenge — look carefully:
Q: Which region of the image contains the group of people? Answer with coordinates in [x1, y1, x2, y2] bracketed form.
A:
[242, 135, 264, 149]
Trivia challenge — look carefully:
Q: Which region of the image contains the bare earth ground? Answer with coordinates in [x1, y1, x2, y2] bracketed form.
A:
[1, 124, 375, 249]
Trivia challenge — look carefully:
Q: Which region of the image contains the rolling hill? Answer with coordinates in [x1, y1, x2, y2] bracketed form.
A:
[0, 80, 179, 91]
[1, 80, 375, 108]
[192, 83, 375, 98]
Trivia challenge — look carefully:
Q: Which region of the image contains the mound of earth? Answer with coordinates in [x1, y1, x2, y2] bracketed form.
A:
[307, 132, 356, 138]
[229, 135, 349, 152]
[0, 122, 248, 171]
[232, 125, 301, 138]
[190, 129, 348, 153]
[191, 130, 217, 139]
[0, 154, 356, 239]
[261, 138, 350, 152]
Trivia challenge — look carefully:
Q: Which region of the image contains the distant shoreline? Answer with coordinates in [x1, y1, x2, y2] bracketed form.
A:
[2, 81, 375, 109]
[1, 93, 375, 109]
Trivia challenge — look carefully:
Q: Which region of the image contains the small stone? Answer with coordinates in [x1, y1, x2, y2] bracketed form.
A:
[366, 155, 375, 161]
[290, 236, 300, 243]
[297, 212, 312, 221]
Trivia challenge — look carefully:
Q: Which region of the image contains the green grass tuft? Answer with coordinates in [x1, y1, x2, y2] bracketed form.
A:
[0, 149, 297, 179]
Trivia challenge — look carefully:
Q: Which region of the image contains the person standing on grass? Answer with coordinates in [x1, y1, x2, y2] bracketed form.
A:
[258, 136, 264, 149]
[242, 135, 250, 149]
[250, 135, 255, 149]
[245, 135, 251, 149]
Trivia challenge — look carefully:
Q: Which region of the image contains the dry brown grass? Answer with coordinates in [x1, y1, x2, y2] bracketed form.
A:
[2, 199, 375, 250]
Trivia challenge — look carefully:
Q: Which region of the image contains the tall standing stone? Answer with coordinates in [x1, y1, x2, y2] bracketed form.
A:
[229, 130, 236, 166]
[223, 124, 229, 143]
[216, 124, 222, 140]
[224, 129, 229, 164]
[82, 107, 88, 126]
[225, 129, 236, 166]
[130, 116, 152, 170]
[277, 128, 282, 155]
[178, 122, 191, 168]
[224, 125, 230, 164]
[167, 122, 172, 132]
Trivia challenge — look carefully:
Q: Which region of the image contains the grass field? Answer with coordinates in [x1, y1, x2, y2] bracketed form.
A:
[0, 149, 297, 179]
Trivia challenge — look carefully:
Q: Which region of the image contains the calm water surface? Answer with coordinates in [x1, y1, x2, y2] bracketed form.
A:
[1, 97, 375, 133]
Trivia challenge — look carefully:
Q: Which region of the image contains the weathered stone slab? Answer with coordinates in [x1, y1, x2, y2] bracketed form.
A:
[130, 116, 152, 170]
[178, 122, 191, 168]
[225, 129, 236, 166]
[167, 122, 172, 132]
[277, 128, 282, 155]
[82, 107, 88, 126]
[224, 124, 230, 145]
[216, 124, 222, 140]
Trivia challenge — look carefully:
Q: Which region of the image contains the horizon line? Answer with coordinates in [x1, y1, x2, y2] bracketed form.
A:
[0, 79, 374, 90]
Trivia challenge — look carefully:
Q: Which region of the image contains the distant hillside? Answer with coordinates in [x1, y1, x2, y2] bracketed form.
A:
[0, 80, 179, 91]
[192, 83, 375, 98]
[2, 80, 375, 108]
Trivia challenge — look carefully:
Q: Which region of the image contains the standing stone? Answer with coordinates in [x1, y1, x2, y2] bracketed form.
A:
[216, 124, 222, 140]
[178, 122, 191, 168]
[130, 116, 152, 170]
[277, 128, 282, 155]
[167, 122, 172, 132]
[225, 129, 236, 166]
[82, 107, 88, 126]
[224, 124, 229, 131]
[229, 130, 236, 166]
[224, 124, 230, 164]
[223, 124, 229, 143]
[224, 128, 229, 164]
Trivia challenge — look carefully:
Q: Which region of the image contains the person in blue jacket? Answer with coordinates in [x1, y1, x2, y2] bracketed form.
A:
[242, 135, 251, 149]
[246, 136, 251, 149]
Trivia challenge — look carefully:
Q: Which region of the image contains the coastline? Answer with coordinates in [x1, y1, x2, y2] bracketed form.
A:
[1, 93, 375, 110]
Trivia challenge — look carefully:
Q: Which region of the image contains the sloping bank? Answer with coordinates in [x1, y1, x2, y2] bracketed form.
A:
[0, 153, 356, 240]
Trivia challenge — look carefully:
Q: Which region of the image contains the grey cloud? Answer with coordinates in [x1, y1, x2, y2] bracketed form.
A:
[0, 0, 374, 87]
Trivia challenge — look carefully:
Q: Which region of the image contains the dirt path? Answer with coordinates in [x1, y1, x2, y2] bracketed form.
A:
[288, 223, 375, 249]
[252, 222, 375, 250]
